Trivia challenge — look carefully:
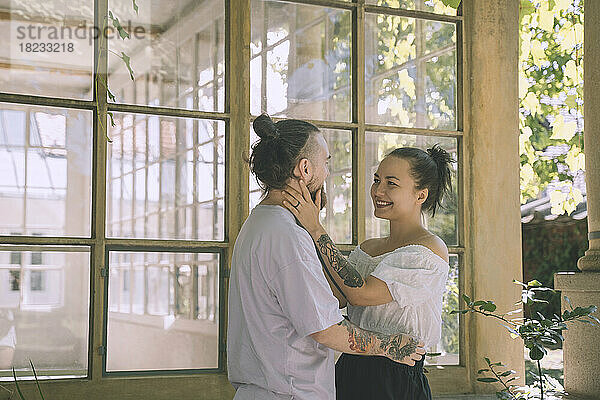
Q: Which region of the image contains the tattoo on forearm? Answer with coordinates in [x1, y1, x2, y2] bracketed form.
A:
[337, 320, 419, 361]
[338, 320, 374, 353]
[317, 234, 364, 288]
[375, 333, 419, 361]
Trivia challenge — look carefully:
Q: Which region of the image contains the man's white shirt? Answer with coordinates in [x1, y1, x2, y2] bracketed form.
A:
[227, 205, 344, 400]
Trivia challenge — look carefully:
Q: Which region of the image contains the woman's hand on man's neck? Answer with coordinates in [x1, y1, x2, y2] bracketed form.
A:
[260, 179, 303, 206]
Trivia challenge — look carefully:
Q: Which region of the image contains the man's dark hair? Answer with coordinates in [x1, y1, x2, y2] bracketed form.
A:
[387, 144, 454, 217]
[249, 114, 320, 192]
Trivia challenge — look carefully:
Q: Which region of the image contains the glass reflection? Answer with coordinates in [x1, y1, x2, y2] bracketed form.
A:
[251, 0, 351, 122]
[0, 103, 92, 237]
[108, 0, 225, 112]
[106, 251, 219, 371]
[1, 0, 94, 99]
[367, 0, 458, 16]
[0, 248, 90, 378]
[365, 14, 457, 130]
[107, 113, 224, 240]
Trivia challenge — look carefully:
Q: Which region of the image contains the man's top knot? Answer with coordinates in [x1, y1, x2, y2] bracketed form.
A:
[253, 114, 279, 140]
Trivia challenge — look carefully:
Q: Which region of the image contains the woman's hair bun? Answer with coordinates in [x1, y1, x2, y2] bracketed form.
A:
[427, 144, 453, 165]
[253, 114, 279, 140]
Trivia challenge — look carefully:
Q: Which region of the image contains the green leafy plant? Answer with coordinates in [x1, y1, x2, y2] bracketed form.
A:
[0, 360, 46, 400]
[477, 358, 520, 400]
[452, 280, 599, 399]
[95, 1, 139, 142]
[441, 264, 460, 354]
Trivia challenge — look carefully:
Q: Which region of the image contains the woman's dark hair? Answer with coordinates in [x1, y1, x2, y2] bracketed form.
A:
[387, 144, 454, 217]
[249, 114, 320, 191]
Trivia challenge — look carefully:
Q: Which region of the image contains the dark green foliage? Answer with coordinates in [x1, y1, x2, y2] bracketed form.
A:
[522, 218, 587, 322]
[453, 280, 599, 399]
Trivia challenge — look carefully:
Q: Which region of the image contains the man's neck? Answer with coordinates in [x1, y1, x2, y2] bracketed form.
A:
[260, 190, 285, 206]
[260, 180, 304, 206]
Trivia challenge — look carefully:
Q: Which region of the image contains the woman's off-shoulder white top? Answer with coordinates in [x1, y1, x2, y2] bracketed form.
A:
[346, 244, 450, 347]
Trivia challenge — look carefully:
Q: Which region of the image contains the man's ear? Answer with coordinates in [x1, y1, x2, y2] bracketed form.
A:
[293, 158, 311, 181]
[416, 188, 428, 205]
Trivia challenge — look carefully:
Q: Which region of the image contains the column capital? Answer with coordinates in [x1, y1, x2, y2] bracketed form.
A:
[578, 248, 600, 271]
[577, 237, 600, 271]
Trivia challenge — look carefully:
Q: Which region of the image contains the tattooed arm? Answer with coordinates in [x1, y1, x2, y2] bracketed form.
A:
[310, 318, 425, 365]
[321, 263, 348, 308]
[282, 182, 394, 306]
[313, 232, 393, 306]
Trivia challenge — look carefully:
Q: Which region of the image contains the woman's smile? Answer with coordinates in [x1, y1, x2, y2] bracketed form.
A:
[375, 199, 394, 208]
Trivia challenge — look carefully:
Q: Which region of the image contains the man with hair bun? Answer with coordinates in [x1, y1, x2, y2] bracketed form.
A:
[227, 114, 425, 400]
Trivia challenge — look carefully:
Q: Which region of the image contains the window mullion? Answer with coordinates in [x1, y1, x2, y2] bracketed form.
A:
[224, 0, 251, 370]
[353, 0, 366, 245]
[456, 14, 468, 368]
[225, 0, 250, 244]
[91, 0, 109, 382]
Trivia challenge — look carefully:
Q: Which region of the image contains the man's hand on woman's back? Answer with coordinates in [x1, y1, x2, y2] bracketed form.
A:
[310, 318, 426, 366]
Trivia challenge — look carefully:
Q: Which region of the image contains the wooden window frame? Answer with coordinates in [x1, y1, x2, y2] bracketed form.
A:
[0, 0, 471, 397]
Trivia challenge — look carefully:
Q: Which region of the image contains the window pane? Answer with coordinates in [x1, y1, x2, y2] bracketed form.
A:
[365, 14, 457, 130]
[427, 253, 459, 365]
[106, 251, 219, 372]
[320, 129, 352, 244]
[251, 0, 351, 122]
[107, 114, 224, 240]
[108, 0, 225, 112]
[364, 132, 458, 246]
[0, 248, 90, 379]
[249, 128, 352, 244]
[1, 0, 94, 99]
[249, 129, 263, 208]
[366, 0, 458, 16]
[0, 104, 92, 237]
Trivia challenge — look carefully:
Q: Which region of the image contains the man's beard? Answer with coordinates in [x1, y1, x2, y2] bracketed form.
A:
[310, 185, 327, 211]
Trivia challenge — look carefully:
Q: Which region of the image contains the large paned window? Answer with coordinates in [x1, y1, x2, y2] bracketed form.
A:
[0, 0, 465, 395]
[249, 0, 462, 365]
[1, 0, 226, 381]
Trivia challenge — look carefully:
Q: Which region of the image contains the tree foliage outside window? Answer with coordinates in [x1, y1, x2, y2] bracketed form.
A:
[365, 4, 457, 130]
[519, 0, 585, 215]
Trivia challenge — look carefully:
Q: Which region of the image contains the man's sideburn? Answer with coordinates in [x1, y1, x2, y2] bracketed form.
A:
[311, 186, 327, 211]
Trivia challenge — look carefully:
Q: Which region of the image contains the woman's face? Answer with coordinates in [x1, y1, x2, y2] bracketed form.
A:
[370, 156, 426, 220]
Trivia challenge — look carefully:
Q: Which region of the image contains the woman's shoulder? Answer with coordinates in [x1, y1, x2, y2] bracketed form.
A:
[359, 238, 386, 256]
[418, 235, 449, 264]
[377, 235, 449, 269]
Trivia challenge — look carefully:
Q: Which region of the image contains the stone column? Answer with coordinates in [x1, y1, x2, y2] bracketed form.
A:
[555, 0, 600, 397]
[464, 0, 525, 393]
